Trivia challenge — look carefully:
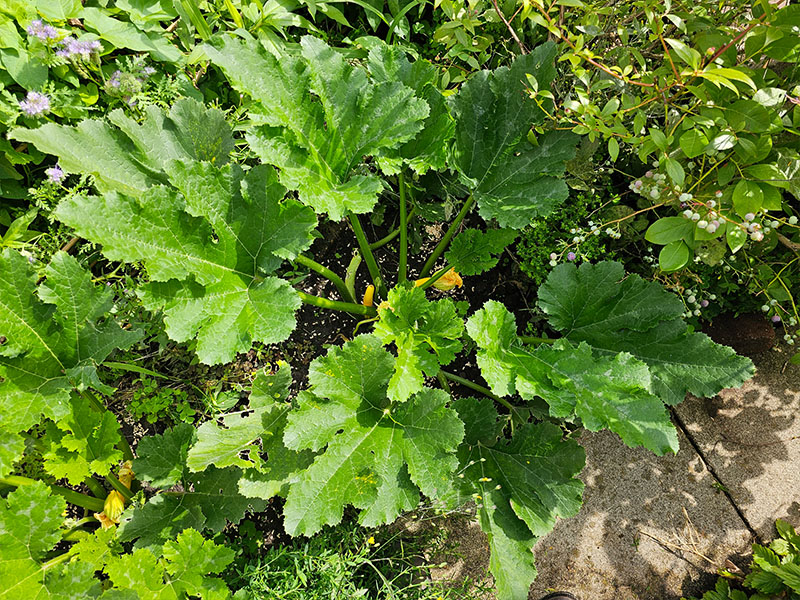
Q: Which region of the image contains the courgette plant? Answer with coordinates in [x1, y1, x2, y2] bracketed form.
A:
[3, 36, 755, 599]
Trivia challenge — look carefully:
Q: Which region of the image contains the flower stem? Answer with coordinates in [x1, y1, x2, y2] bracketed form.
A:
[297, 291, 377, 316]
[349, 213, 387, 298]
[105, 474, 133, 501]
[0, 476, 105, 512]
[418, 264, 453, 291]
[344, 252, 362, 303]
[295, 254, 356, 304]
[439, 370, 516, 413]
[398, 173, 408, 283]
[420, 195, 475, 277]
[83, 477, 106, 499]
[519, 335, 556, 345]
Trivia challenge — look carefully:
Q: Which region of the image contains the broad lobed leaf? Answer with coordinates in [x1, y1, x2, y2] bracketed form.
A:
[538, 262, 755, 404]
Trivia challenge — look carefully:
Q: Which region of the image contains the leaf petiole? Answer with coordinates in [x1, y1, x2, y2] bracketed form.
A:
[349, 213, 387, 298]
[420, 195, 475, 277]
[295, 254, 356, 304]
[297, 291, 377, 316]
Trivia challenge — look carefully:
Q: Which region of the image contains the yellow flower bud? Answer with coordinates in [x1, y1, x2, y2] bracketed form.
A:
[362, 284, 375, 307]
[94, 512, 116, 530]
[103, 490, 126, 523]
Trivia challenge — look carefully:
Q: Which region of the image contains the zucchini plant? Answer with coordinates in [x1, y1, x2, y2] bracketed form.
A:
[3, 36, 755, 599]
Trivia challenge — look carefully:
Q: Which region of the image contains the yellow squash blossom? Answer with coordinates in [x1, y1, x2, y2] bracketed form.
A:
[414, 268, 463, 291]
[118, 461, 134, 489]
[103, 490, 126, 523]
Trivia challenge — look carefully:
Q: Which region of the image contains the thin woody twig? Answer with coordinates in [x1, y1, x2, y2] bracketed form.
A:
[491, 0, 527, 54]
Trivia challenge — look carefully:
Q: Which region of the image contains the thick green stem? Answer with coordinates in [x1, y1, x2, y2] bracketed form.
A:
[42, 551, 73, 570]
[439, 371, 516, 413]
[344, 252, 362, 303]
[519, 335, 556, 345]
[398, 173, 408, 283]
[295, 254, 356, 304]
[369, 208, 416, 251]
[0, 476, 105, 512]
[298, 291, 377, 316]
[83, 477, 106, 498]
[418, 264, 452, 291]
[105, 474, 133, 501]
[420, 195, 476, 277]
[349, 213, 387, 298]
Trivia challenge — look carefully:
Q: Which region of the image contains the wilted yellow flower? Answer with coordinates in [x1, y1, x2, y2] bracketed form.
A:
[94, 512, 116, 530]
[377, 300, 391, 311]
[104, 490, 126, 523]
[414, 268, 463, 291]
[118, 461, 134, 489]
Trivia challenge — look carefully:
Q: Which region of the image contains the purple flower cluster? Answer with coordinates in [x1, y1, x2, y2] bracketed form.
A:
[56, 37, 102, 59]
[27, 19, 58, 41]
[19, 91, 50, 117]
[45, 165, 66, 184]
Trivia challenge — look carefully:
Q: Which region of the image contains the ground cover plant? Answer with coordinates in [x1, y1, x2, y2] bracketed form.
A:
[0, 1, 790, 599]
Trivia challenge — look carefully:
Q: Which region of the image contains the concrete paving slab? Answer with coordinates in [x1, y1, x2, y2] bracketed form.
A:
[674, 344, 800, 541]
[528, 429, 753, 600]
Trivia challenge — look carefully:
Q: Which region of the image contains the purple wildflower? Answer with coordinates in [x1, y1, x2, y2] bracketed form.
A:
[700, 299, 709, 308]
[567, 252, 576, 261]
[45, 165, 66, 184]
[19, 91, 50, 117]
[27, 19, 58, 41]
[142, 66, 155, 76]
[57, 37, 102, 59]
[772, 315, 781, 323]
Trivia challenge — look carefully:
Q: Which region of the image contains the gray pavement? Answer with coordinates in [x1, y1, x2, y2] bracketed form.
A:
[431, 342, 800, 600]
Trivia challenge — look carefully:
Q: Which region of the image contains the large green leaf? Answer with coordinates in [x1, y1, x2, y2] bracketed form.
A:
[538, 262, 755, 404]
[373, 286, 463, 402]
[0, 251, 141, 438]
[449, 45, 579, 228]
[10, 99, 232, 195]
[56, 163, 315, 364]
[450, 399, 585, 599]
[366, 41, 454, 174]
[204, 35, 429, 220]
[467, 301, 679, 455]
[133, 423, 195, 489]
[445, 228, 518, 276]
[105, 529, 234, 600]
[187, 364, 314, 498]
[119, 466, 266, 549]
[0, 482, 98, 600]
[282, 335, 464, 535]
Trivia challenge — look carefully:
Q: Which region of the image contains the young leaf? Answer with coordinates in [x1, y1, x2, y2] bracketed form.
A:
[204, 35, 429, 220]
[282, 335, 464, 535]
[374, 287, 464, 402]
[56, 163, 315, 364]
[445, 228, 518, 275]
[450, 399, 585, 599]
[0, 481, 97, 599]
[450, 45, 579, 228]
[0, 250, 141, 439]
[133, 423, 196, 489]
[466, 302, 679, 454]
[538, 262, 754, 405]
[10, 98, 232, 195]
[366, 42, 455, 174]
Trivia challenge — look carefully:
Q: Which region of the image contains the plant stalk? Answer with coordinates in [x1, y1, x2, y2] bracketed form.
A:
[368, 208, 416, 251]
[83, 477, 106, 499]
[398, 173, 408, 283]
[344, 252, 362, 303]
[418, 264, 453, 291]
[105, 474, 133, 501]
[519, 335, 556, 345]
[0, 476, 105, 512]
[349, 213, 387, 298]
[298, 291, 377, 316]
[439, 371, 516, 413]
[295, 254, 356, 304]
[420, 195, 475, 277]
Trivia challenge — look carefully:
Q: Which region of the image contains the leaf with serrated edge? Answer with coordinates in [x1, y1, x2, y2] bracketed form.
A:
[538, 262, 755, 404]
[204, 35, 429, 220]
[10, 98, 232, 195]
[282, 335, 463, 535]
[374, 286, 463, 402]
[56, 163, 314, 364]
[445, 228, 518, 276]
[451, 399, 584, 599]
[449, 45, 578, 227]
[467, 301, 679, 454]
[133, 423, 195, 488]
[0, 250, 141, 434]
